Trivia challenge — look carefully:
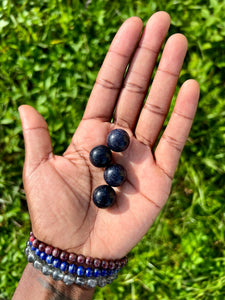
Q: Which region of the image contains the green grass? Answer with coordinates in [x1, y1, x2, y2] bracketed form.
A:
[0, 0, 225, 299]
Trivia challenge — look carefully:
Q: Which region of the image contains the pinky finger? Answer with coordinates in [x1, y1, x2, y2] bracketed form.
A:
[154, 79, 200, 179]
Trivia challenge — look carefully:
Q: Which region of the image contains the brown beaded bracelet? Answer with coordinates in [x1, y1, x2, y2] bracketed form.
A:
[29, 232, 128, 270]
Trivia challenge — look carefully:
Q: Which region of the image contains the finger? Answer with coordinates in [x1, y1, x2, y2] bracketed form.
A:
[114, 11, 171, 130]
[155, 79, 200, 179]
[135, 33, 188, 147]
[82, 17, 143, 122]
[19, 105, 53, 175]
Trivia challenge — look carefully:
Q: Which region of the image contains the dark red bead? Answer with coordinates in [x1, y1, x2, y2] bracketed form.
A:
[101, 260, 109, 269]
[115, 260, 121, 269]
[29, 235, 35, 243]
[109, 260, 115, 270]
[30, 231, 33, 236]
[38, 243, 46, 252]
[77, 255, 85, 264]
[93, 258, 101, 268]
[52, 248, 60, 257]
[85, 256, 93, 266]
[45, 246, 53, 255]
[68, 253, 77, 263]
[60, 251, 69, 262]
[32, 239, 39, 248]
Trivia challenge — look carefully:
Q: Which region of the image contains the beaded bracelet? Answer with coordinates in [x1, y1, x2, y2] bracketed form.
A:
[26, 232, 128, 288]
[29, 232, 128, 270]
[25, 243, 118, 288]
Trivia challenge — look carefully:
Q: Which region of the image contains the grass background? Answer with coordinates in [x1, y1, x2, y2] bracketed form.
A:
[0, 0, 225, 299]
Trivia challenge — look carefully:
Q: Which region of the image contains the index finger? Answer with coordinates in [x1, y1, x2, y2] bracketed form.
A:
[82, 17, 143, 122]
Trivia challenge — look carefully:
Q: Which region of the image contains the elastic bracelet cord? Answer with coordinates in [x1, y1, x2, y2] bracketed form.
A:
[26, 232, 128, 288]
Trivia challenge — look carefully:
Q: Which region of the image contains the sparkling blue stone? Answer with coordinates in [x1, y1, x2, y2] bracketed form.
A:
[40, 252, 47, 260]
[35, 248, 41, 256]
[93, 185, 116, 209]
[93, 268, 100, 277]
[101, 269, 107, 277]
[29, 241, 32, 246]
[89, 145, 112, 168]
[77, 266, 85, 276]
[107, 129, 130, 152]
[85, 268, 93, 277]
[68, 264, 77, 274]
[53, 258, 61, 268]
[60, 262, 68, 272]
[31, 246, 36, 251]
[46, 255, 54, 264]
[107, 269, 113, 276]
[104, 164, 127, 187]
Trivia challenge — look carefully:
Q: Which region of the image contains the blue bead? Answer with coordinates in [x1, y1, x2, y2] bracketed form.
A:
[89, 145, 112, 168]
[85, 268, 93, 277]
[93, 185, 116, 208]
[107, 129, 130, 152]
[60, 262, 68, 272]
[40, 252, 47, 260]
[31, 246, 36, 251]
[107, 269, 113, 276]
[104, 164, 127, 187]
[93, 268, 100, 277]
[77, 266, 85, 276]
[53, 258, 61, 268]
[29, 241, 32, 246]
[101, 269, 107, 277]
[68, 264, 77, 274]
[35, 248, 41, 256]
[46, 255, 54, 264]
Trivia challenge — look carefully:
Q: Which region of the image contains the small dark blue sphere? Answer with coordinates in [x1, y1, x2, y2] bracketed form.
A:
[89, 145, 112, 168]
[104, 164, 127, 187]
[107, 129, 130, 152]
[93, 185, 116, 208]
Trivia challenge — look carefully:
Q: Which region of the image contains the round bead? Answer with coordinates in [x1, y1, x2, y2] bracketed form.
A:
[89, 145, 112, 168]
[77, 266, 85, 276]
[93, 185, 116, 208]
[30, 231, 33, 236]
[45, 246, 53, 255]
[115, 260, 121, 269]
[85, 256, 94, 266]
[29, 235, 35, 243]
[53, 258, 61, 268]
[109, 261, 116, 270]
[93, 268, 100, 277]
[101, 269, 107, 277]
[86, 278, 97, 288]
[68, 253, 77, 264]
[52, 248, 60, 258]
[60, 251, 69, 262]
[63, 274, 75, 285]
[104, 164, 127, 187]
[93, 258, 101, 268]
[107, 129, 130, 152]
[68, 264, 77, 274]
[38, 243, 46, 252]
[60, 262, 69, 272]
[46, 255, 54, 264]
[77, 255, 85, 264]
[32, 239, 39, 248]
[35, 248, 41, 256]
[52, 269, 63, 281]
[40, 252, 47, 261]
[101, 260, 109, 269]
[85, 268, 93, 277]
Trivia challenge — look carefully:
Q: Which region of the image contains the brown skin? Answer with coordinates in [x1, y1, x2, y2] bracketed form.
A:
[13, 12, 200, 300]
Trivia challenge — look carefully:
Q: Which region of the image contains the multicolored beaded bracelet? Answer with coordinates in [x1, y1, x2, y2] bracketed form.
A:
[29, 232, 128, 270]
[25, 242, 117, 288]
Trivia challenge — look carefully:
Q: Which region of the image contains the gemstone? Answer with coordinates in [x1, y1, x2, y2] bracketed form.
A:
[38, 243, 46, 252]
[93, 185, 116, 208]
[104, 164, 127, 187]
[27, 252, 35, 263]
[53, 258, 61, 268]
[75, 276, 86, 286]
[77, 255, 85, 264]
[33, 260, 42, 270]
[109, 260, 116, 270]
[77, 266, 85, 276]
[89, 145, 112, 168]
[101, 269, 107, 277]
[60, 262, 68, 272]
[63, 274, 75, 285]
[101, 260, 109, 269]
[42, 265, 52, 275]
[40, 252, 47, 261]
[107, 129, 130, 152]
[93, 268, 100, 277]
[85, 256, 93, 266]
[46, 255, 54, 264]
[60, 251, 69, 262]
[85, 268, 93, 277]
[45, 246, 53, 255]
[68, 264, 77, 274]
[93, 258, 101, 268]
[86, 278, 97, 288]
[35, 248, 41, 256]
[98, 277, 107, 287]
[52, 269, 63, 281]
[32, 239, 39, 248]
[52, 248, 60, 258]
[68, 253, 77, 263]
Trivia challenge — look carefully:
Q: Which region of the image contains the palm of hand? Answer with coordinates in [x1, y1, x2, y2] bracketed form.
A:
[20, 13, 199, 260]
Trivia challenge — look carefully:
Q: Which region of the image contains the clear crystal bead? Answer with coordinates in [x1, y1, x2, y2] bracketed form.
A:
[63, 274, 75, 285]
[98, 277, 107, 287]
[27, 252, 35, 263]
[52, 269, 64, 281]
[33, 260, 42, 270]
[75, 276, 86, 286]
[86, 278, 97, 288]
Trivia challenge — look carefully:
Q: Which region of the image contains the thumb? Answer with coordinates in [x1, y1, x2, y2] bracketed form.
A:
[19, 105, 53, 176]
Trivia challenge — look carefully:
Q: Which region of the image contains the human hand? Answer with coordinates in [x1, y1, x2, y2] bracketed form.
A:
[19, 11, 199, 260]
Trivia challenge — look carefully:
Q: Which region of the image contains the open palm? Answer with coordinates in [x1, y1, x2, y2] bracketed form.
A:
[19, 12, 199, 260]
